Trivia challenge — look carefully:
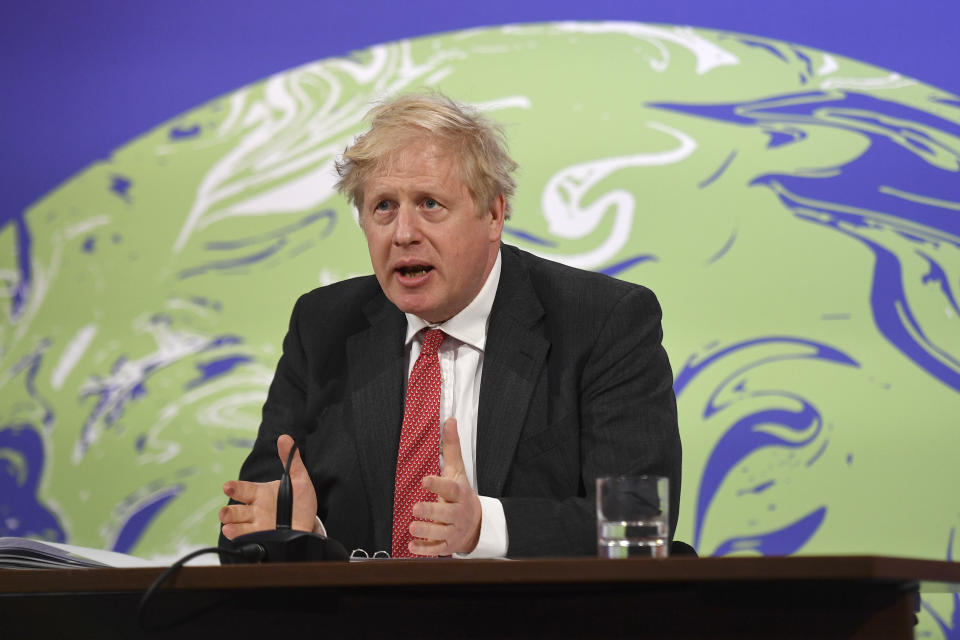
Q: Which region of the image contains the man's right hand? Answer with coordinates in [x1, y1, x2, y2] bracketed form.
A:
[219, 434, 318, 539]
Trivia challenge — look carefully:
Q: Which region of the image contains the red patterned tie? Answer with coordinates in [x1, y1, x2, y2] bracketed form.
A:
[391, 329, 445, 557]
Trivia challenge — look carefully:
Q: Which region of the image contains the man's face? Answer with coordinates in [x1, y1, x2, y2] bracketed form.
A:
[359, 140, 505, 324]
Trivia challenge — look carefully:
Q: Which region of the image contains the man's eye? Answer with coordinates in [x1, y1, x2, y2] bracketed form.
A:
[374, 200, 391, 212]
[423, 198, 439, 209]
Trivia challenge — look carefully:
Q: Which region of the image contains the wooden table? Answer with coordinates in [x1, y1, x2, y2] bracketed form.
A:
[3, 555, 959, 638]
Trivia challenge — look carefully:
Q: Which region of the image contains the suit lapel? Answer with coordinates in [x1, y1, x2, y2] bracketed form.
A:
[476, 246, 549, 496]
[347, 294, 406, 552]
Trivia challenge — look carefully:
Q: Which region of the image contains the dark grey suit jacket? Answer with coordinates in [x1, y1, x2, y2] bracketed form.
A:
[225, 243, 680, 557]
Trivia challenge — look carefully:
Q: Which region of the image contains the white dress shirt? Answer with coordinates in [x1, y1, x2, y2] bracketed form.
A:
[402, 250, 507, 558]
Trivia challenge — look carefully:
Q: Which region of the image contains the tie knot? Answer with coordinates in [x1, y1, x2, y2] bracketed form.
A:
[421, 329, 445, 356]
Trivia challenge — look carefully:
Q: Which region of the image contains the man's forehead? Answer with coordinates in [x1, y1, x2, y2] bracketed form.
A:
[362, 145, 474, 201]
[374, 140, 456, 176]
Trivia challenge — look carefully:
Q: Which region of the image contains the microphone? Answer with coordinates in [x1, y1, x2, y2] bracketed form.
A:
[219, 439, 348, 563]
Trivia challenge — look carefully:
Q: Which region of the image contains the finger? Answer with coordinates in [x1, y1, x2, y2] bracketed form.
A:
[221, 521, 262, 541]
[409, 538, 448, 557]
[422, 475, 462, 502]
[412, 500, 456, 524]
[409, 520, 450, 541]
[277, 434, 307, 478]
[276, 434, 295, 470]
[439, 418, 465, 479]
[223, 480, 261, 505]
[218, 504, 254, 525]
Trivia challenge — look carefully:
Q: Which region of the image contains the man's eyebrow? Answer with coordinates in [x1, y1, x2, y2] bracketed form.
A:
[364, 184, 395, 201]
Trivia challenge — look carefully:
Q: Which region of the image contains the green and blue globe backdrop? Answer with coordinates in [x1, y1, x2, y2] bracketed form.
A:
[3, 13, 959, 635]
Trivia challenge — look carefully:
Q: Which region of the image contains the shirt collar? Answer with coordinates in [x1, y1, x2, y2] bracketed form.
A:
[404, 249, 501, 351]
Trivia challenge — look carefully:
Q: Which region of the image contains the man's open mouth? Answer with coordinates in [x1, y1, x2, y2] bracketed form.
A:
[397, 265, 433, 277]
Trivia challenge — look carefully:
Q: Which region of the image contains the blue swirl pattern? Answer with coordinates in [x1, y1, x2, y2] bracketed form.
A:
[652, 90, 960, 391]
[675, 336, 859, 555]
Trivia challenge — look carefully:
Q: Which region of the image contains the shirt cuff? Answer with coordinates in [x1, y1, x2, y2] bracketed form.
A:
[455, 496, 508, 558]
[313, 516, 327, 536]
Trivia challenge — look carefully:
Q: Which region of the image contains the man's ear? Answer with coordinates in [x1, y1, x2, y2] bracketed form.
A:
[487, 193, 506, 240]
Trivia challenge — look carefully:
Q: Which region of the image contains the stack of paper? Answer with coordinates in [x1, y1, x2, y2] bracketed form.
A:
[0, 537, 163, 569]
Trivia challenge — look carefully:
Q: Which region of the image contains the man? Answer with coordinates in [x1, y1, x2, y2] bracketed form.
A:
[218, 93, 681, 558]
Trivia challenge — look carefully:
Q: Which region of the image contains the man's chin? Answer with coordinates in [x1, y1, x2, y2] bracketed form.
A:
[388, 291, 443, 322]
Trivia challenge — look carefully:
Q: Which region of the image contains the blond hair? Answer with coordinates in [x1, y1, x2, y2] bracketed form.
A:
[335, 93, 517, 219]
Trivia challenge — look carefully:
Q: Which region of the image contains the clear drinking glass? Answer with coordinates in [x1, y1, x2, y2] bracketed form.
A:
[596, 475, 669, 559]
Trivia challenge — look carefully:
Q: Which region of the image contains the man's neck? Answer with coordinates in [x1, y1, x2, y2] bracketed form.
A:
[404, 248, 502, 350]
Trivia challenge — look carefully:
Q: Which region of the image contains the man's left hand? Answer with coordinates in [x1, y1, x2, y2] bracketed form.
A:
[409, 418, 482, 556]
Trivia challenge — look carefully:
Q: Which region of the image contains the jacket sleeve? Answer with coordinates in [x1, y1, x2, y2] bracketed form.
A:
[499, 285, 681, 557]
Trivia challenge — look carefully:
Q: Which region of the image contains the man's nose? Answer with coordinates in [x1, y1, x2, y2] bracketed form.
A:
[392, 203, 422, 245]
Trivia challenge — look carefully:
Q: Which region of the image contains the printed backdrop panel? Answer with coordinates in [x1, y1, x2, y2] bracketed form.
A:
[2, 16, 959, 638]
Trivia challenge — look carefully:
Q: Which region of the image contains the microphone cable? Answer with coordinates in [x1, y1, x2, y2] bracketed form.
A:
[137, 543, 265, 632]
